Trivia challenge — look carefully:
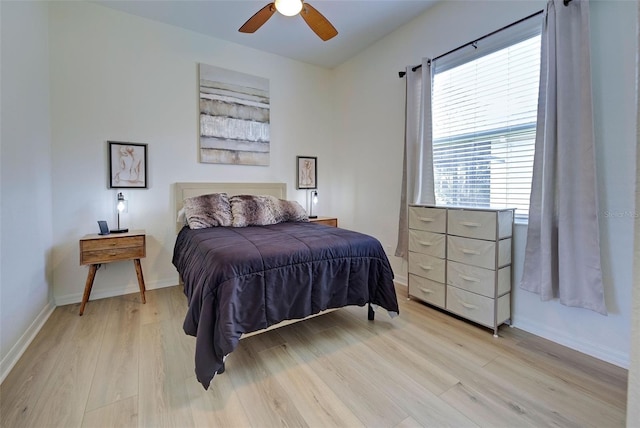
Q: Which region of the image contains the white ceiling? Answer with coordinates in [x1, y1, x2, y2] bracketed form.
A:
[93, 0, 439, 69]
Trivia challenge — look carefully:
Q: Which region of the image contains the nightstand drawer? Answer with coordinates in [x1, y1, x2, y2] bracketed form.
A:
[309, 217, 338, 227]
[408, 252, 445, 283]
[408, 229, 445, 257]
[81, 235, 144, 252]
[81, 246, 145, 265]
[409, 206, 446, 233]
[80, 235, 145, 265]
[409, 275, 445, 308]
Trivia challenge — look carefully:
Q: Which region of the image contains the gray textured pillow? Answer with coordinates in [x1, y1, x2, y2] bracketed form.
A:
[183, 193, 232, 229]
[230, 194, 308, 227]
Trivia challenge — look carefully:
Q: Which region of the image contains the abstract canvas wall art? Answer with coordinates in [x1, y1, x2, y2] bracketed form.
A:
[198, 64, 270, 166]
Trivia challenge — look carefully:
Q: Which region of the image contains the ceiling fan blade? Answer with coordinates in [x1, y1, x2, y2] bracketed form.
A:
[239, 3, 276, 33]
[300, 2, 338, 41]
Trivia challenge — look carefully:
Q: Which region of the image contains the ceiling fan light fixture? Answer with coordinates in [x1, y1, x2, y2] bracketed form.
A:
[275, 0, 303, 16]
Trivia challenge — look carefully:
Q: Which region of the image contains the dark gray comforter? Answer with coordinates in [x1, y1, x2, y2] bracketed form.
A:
[172, 222, 399, 389]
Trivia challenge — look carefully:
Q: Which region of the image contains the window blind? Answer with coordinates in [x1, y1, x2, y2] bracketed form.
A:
[432, 28, 541, 220]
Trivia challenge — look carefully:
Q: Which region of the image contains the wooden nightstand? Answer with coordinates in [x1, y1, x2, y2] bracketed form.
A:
[309, 217, 338, 227]
[79, 230, 146, 315]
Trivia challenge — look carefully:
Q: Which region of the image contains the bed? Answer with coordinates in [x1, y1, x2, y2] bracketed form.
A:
[172, 182, 399, 389]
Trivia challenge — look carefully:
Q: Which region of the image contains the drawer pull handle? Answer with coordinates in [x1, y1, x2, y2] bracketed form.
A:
[418, 217, 435, 222]
[461, 302, 477, 310]
[420, 288, 433, 294]
[462, 249, 481, 255]
[461, 221, 481, 227]
[460, 275, 480, 282]
[419, 264, 433, 271]
[418, 241, 433, 246]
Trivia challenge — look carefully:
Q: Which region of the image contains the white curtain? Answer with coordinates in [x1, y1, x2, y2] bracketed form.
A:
[395, 59, 435, 258]
[520, 0, 607, 314]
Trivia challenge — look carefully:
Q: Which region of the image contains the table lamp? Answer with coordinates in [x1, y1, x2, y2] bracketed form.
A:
[112, 192, 129, 233]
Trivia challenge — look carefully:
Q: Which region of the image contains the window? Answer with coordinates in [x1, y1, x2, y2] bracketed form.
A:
[431, 20, 541, 220]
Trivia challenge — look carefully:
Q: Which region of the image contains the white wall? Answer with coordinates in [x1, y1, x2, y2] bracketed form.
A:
[332, 0, 636, 368]
[0, 1, 56, 380]
[628, 3, 640, 425]
[48, 2, 334, 304]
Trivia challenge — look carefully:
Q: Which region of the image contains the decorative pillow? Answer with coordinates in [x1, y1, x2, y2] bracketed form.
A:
[183, 193, 232, 229]
[230, 194, 308, 227]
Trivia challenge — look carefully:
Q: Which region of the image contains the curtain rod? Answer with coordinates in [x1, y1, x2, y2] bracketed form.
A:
[398, 8, 544, 78]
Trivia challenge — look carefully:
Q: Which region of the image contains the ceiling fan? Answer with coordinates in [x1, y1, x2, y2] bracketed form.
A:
[239, 0, 338, 41]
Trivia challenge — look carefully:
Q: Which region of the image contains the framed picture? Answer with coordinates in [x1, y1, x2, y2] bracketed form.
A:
[296, 156, 317, 189]
[108, 141, 148, 189]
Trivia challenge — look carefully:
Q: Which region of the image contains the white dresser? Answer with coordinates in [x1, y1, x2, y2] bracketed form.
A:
[408, 205, 514, 336]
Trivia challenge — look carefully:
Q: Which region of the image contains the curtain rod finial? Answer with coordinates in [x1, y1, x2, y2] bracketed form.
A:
[398, 71, 406, 78]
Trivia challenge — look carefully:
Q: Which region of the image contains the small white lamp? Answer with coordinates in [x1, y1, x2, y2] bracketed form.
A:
[309, 190, 318, 219]
[112, 192, 129, 233]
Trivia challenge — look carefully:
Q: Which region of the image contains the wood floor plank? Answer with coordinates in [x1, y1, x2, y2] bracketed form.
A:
[484, 355, 627, 427]
[510, 334, 628, 409]
[138, 319, 195, 428]
[81, 396, 138, 428]
[185, 373, 252, 428]
[394, 416, 424, 428]
[23, 298, 111, 428]
[85, 295, 140, 412]
[330, 325, 478, 427]
[441, 381, 554, 428]
[139, 287, 177, 325]
[259, 342, 366, 427]
[277, 322, 410, 427]
[332, 309, 461, 395]
[224, 336, 310, 428]
[0, 305, 79, 428]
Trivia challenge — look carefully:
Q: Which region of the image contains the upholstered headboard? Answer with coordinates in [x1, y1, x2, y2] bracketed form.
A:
[174, 182, 287, 232]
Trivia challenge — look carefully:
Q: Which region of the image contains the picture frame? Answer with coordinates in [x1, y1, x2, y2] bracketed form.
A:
[296, 156, 317, 189]
[97, 220, 110, 235]
[108, 141, 148, 189]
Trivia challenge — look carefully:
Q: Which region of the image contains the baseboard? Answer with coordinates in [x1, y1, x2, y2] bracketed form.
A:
[1, 301, 56, 384]
[54, 277, 178, 306]
[514, 318, 629, 369]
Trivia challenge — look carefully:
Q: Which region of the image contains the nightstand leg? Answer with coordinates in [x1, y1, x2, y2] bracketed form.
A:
[133, 259, 146, 304]
[79, 264, 99, 316]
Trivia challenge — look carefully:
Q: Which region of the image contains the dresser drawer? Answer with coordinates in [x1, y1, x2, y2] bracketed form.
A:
[409, 206, 446, 233]
[409, 275, 445, 308]
[447, 236, 511, 269]
[446, 286, 495, 327]
[408, 229, 445, 257]
[447, 261, 511, 298]
[446, 287, 511, 328]
[448, 209, 513, 240]
[408, 252, 445, 283]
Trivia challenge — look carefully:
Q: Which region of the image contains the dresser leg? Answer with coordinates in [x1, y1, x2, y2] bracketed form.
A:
[134, 259, 146, 304]
[79, 264, 99, 316]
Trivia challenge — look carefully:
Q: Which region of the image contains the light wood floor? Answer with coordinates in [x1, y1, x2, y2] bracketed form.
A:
[1, 285, 628, 428]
